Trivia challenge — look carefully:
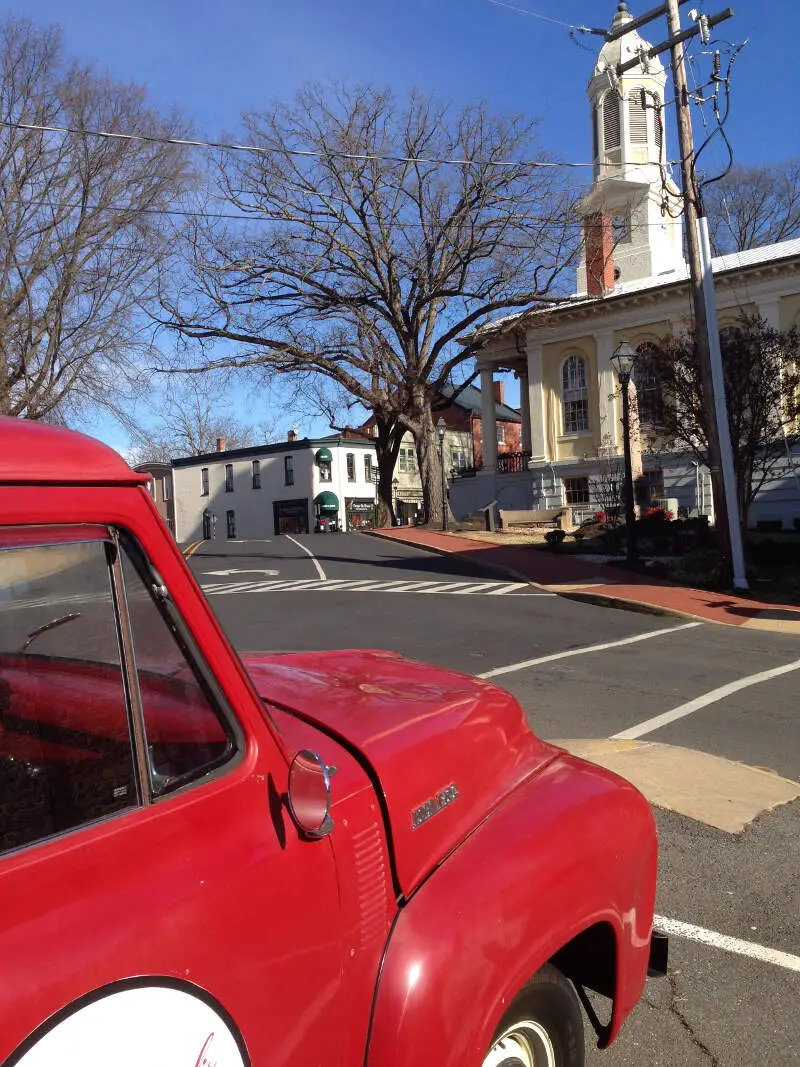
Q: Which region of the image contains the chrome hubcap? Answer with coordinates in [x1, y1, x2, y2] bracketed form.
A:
[482, 1019, 557, 1067]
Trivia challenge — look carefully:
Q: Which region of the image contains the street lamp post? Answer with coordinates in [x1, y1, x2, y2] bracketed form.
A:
[436, 417, 448, 533]
[610, 342, 638, 566]
[392, 477, 399, 526]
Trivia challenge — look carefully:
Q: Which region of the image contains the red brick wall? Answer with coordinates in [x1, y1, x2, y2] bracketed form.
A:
[472, 417, 522, 469]
[584, 212, 615, 296]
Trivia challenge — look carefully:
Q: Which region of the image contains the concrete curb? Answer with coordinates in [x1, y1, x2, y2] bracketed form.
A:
[554, 588, 704, 623]
[363, 529, 544, 588]
[368, 529, 800, 631]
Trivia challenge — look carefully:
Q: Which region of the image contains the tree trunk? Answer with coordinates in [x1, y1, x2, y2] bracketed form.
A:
[373, 417, 404, 527]
[414, 409, 446, 527]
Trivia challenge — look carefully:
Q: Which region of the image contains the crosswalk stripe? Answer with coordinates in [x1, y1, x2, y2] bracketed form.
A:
[200, 578, 553, 597]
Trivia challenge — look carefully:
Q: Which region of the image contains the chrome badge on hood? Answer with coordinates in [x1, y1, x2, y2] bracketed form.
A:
[411, 783, 460, 829]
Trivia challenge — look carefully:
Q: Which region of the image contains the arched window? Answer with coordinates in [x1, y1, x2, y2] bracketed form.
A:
[562, 355, 589, 435]
[628, 88, 648, 144]
[591, 105, 600, 161]
[602, 92, 621, 151]
[635, 343, 665, 428]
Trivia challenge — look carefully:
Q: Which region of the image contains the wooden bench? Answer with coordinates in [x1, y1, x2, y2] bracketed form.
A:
[498, 507, 571, 533]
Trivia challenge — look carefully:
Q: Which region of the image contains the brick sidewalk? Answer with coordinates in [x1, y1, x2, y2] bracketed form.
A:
[371, 527, 800, 634]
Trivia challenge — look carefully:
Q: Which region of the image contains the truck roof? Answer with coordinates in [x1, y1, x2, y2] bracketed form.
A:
[0, 417, 146, 486]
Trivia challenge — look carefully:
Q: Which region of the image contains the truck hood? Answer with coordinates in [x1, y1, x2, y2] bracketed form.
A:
[242, 650, 559, 896]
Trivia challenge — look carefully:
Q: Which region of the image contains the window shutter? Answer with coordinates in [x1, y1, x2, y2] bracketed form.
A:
[628, 89, 648, 144]
[603, 93, 620, 151]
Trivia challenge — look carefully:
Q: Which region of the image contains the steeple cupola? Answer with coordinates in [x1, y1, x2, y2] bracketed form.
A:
[577, 1, 685, 296]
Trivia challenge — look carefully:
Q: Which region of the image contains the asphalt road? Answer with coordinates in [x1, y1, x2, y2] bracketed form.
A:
[188, 532, 800, 1067]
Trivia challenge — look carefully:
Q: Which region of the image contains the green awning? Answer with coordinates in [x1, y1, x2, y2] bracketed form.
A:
[314, 491, 339, 514]
[315, 447, 333, 464]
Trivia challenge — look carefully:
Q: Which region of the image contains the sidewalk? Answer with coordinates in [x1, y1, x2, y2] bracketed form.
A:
[371, 527, 800, 635]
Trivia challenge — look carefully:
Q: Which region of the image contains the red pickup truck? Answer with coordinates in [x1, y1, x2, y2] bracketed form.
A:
[0, 418, 664, 1067]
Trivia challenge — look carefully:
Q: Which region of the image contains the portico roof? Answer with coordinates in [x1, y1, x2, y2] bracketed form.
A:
[462, 237, 800, 349]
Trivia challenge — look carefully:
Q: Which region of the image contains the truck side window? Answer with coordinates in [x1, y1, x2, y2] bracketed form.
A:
[0, 540, 137, 855]
[120, 549, 236, 795]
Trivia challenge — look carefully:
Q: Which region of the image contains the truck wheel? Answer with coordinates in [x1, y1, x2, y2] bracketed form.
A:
[482, 965, 584, 1067]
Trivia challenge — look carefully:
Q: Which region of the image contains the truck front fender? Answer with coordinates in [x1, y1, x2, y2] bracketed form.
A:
[366, 754, 657, 1065]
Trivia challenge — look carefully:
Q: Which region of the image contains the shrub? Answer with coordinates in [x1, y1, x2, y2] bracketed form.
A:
[643, 507, 674, 522]
[544, 529, 567, 548]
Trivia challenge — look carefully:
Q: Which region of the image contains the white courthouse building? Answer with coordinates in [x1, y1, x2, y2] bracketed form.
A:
[172, 432, 378, 542]
[453, 0, 800, 530]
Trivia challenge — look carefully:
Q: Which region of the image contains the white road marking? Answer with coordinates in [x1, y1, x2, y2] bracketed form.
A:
[199, 578, 548, 597]
[654, 914, 800, 973]
[285, 535, 326, 581]
[489, 582, 537, 594]
[613, 656, 800, 740]
[202, 568, 279, 577]
[477, 621, 703, 680]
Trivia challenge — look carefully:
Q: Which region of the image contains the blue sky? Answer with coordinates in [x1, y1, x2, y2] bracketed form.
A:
[7, 0, 795, 452]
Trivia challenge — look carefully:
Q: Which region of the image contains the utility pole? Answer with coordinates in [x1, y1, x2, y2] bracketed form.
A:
[614, 2, 747, 589]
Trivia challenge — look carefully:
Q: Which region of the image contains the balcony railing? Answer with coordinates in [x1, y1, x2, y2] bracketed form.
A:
[495, 451, 531, 475]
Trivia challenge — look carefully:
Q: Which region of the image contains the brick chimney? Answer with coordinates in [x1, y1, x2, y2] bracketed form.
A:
[493, 381, 504, 406]
[287, 428, 298, 442]
[584, 212, 615, 296]
[216, 437, 226, 452]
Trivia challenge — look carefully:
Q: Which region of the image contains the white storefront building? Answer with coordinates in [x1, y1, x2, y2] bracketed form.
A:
[172, 434, 378, 542]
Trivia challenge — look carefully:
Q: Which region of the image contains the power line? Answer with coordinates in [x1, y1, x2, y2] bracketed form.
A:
[485, 0, 602, 36]
[1, 118, 606, 170]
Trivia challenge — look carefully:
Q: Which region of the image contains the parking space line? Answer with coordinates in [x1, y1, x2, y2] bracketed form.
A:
[655, 914, 800, 973]
[613, 656, 800, 740]
[285, 535, 326, 581]
[477, 621, 703, 680]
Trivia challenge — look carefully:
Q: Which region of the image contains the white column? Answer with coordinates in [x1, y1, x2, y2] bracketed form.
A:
[525, 343, 548, 462]
[517, 367, 532, 453]
[596, 328, 619, 450]
[758, 299, 781, 331]
[480, 364, 497, 471]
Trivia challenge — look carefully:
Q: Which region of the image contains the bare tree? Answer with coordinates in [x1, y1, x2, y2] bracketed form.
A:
[127, 376, 270, 464]
[159, 83, 579, 524]
[647, 315, 800, 528]
[0, 18, 190, 423]
[703, 159, 800, 254]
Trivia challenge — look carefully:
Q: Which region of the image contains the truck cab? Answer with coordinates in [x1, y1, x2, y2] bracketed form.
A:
[0, 418, 663, 1066]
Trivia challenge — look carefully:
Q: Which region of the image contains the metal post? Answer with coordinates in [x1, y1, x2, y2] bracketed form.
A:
[439, 438, 449, 533]
[696, 216, 748, 588]
[621, 381, 637, 564]
[664, 0, 736, 583]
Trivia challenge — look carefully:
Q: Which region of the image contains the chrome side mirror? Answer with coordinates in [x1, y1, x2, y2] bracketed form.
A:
[287, 750, 334, 839]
